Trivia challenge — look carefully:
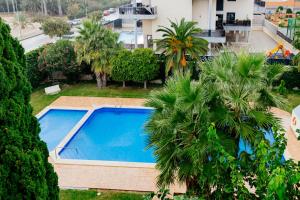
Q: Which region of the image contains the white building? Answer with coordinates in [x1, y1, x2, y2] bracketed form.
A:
[118, 0, 254, 50]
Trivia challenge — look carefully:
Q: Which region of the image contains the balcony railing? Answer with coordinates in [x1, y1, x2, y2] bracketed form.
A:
[195, 30, 226, 43]
[118, 4, 157, 19]
[223, 20, 251, 27]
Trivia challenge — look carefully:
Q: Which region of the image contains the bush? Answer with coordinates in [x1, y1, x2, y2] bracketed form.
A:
[38, 40, 82, 82]
[111, 49, 133, 87]
[286, 8, 293, 14]
[25, 47, 47, 88]
[42, 18, 71, 38]
[131, 48, 159, 88]
[276, 66, 300, 89]
[0, 18, 59, 199]
[111, 48, 159, 88]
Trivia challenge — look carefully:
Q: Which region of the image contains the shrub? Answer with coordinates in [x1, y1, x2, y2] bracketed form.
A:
[111, 49, 133, 87]
[286, 8, 293, 14]
[0, 19, 59, 199]
[25, 47, 47, 88]
[131, 48, 159, 88]
[38, 40, 82, 82]
[42, 18, 71, 38]
[277, 66, 300, 89]
[276, 6, 284, 13]
[278, 80, 287, 95]
[111, 48, 160, 88]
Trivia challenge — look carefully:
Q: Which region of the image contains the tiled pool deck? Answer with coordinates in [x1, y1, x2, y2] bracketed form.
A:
[46, 96, 300, 192]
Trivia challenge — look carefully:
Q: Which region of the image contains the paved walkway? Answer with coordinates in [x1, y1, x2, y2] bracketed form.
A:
[248, 30, 277, 53]
[50, 96, 300, 162]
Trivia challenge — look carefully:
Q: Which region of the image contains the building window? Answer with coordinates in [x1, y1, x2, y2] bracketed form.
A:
[216, 0, 224, 11]
[147, 35, 153, 48]
[226, 12, 235, 24]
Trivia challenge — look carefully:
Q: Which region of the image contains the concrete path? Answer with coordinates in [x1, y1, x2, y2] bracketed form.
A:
[20, 34, 57, 52]
[248, 30, 277, 53]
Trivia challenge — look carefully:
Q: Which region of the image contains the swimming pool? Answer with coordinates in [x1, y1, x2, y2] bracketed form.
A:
[38, 109, 88, 151]
[59, 107, 155, 163]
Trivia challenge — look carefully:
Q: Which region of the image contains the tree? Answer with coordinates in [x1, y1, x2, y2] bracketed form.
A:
[75, 19, 120, 88]
[145, 52, 290, 197]
[57, 0, 63, 16]
[276, 6, 284, 13]
[0, 18, 59, 199]
[156, 18, 208, 74]
[25, 47, 47, 88]
[38, 40, 82, 82]
[131, 48, 159, 88]
[42, 18, 71, 38]
[286, 8, 293, 14]
[111, 49, 133, 88]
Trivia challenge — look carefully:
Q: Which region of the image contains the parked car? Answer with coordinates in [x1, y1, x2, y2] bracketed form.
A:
[68, 19, 81, 26]
[108, 8, 116, 13]
[103, 10, 110, 16]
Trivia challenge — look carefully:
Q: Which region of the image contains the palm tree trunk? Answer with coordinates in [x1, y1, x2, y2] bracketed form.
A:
[5, 0, 10, 12]
[57, 0, 63, 16]
[95, 72, 102, 88]
[102, 73, 107, 87]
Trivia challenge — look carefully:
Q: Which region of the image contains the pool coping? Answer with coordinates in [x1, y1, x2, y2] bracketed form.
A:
[36, 105, 293, 166]
[37, 105, 156, 169]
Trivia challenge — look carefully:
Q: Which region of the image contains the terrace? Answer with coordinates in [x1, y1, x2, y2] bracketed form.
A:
[118, 4, 157, 20]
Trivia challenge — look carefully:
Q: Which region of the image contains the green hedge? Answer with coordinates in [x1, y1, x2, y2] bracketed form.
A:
[38, 40, 82, 83]
[25, 47, 46, 88]
[111, 49, 133, 86]
[111, 48, 159, 88]
[278, 66, 300, 89]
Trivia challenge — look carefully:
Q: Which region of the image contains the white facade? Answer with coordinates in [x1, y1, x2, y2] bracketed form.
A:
[218, 0, 254, 21]
[121, 0, 255, 47]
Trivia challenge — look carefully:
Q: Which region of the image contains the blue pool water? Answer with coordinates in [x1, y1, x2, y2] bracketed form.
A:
[38, 109, 87, 151]
[239, 129, 285, 160]
[59, 108, 155, 163]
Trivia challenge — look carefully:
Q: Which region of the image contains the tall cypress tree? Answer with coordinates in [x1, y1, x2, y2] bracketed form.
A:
[0, 19, 59, 199]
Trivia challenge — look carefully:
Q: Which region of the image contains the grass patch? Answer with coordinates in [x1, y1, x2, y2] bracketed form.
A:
[286, 90, 300, 112]
[30, 83, 156, 115]
[59, 190, 144, 200]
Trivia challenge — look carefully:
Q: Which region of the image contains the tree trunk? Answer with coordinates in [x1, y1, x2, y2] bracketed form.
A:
[42, 0, 48, 15]
[122, 81, 126, 88]
[11, 0, 15, 13]
[144, 81, 147, 89]
[57, 0, 63, 16]
[5, 0, 9, 12]
[95, 72, 102, 88]
[102, 73, 107, 87]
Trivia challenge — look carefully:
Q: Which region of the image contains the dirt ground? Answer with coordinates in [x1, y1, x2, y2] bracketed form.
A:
[0, 13, 42, 40]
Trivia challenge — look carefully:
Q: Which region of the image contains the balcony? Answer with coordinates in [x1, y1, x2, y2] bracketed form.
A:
[195, 30, 226, 43]
[118, 4, 157, 20]
[223, 20, 252, 32]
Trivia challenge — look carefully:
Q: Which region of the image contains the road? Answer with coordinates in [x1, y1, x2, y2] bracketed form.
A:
[21, 34, 57, 53]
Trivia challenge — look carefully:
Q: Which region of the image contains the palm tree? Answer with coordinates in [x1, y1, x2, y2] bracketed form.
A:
[145, 52, 285, 196]
[156, 18, 208, 74]
[75, 19, 120, 88]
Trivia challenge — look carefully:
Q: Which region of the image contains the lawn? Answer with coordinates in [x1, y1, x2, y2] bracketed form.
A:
[30, 83, 155, 115]
[30, 83, 300, 116]
[286, 90, 300, 112]
[60, 190, 144, 200]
